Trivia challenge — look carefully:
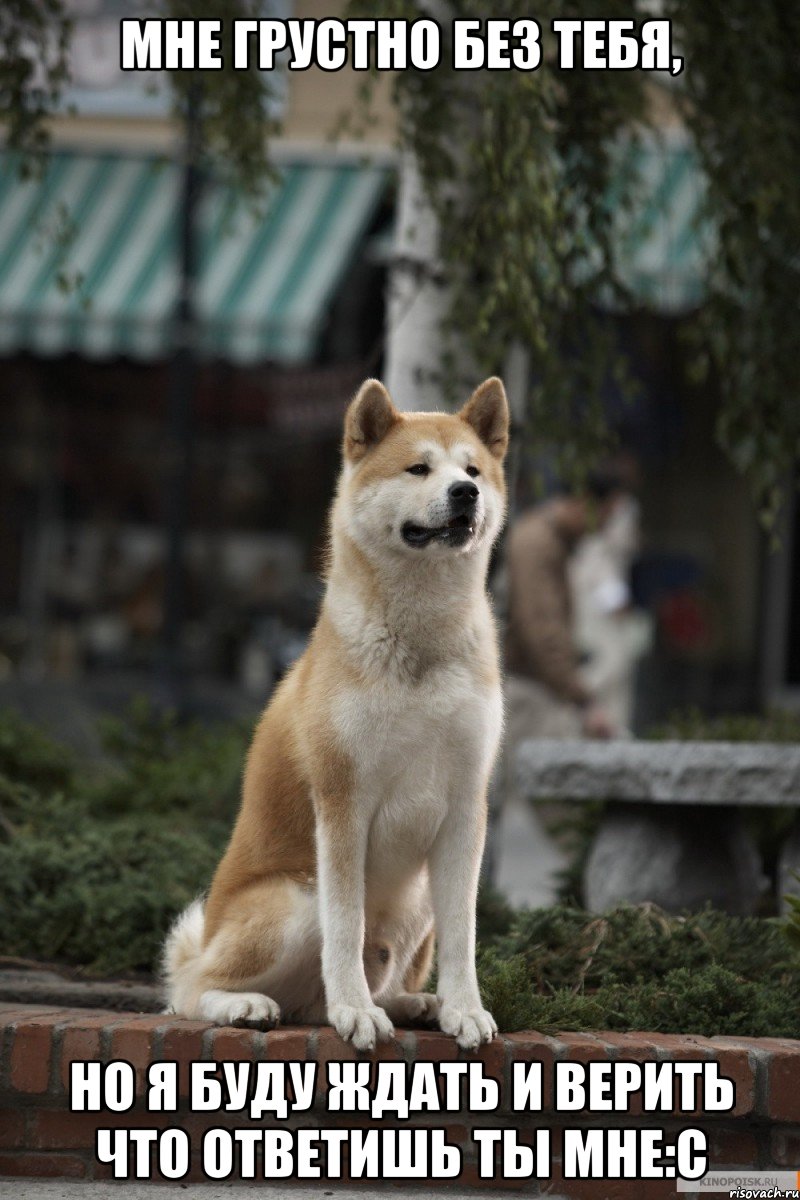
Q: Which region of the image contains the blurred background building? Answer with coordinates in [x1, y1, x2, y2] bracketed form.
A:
[0, 0, 796, 729]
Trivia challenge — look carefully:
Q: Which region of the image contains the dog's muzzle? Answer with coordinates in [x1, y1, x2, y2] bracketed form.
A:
[401, 482, 480, 548]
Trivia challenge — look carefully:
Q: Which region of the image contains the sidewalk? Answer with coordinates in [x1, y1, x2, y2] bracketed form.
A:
[2, 1184, 511, 1199]
[492, 795, 567, 909]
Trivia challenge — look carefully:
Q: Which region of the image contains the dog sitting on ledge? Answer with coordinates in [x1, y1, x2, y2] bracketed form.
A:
[163, 376, 509, 1051]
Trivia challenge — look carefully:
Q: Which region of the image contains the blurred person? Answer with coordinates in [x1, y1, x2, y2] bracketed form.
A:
[503, 469, 627, 743]
[570, 490, 653, 733]
[488, 469, 628, 908]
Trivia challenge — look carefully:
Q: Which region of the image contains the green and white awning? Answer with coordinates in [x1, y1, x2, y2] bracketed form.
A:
[0, 151, 389, 363]
[611, 133, 711, 312]
[0, 136, 709, 363]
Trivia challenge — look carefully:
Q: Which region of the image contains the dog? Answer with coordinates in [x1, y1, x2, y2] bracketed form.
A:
[163, 376, 509, 1050]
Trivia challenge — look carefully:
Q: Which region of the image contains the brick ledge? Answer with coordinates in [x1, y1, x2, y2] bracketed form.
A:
[2, 1003, 799, 1195]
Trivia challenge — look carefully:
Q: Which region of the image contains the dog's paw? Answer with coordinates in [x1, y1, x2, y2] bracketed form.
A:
[384, 992, 440, 1025]
[438, 1002, 497, 1050]
[199, 989, 281, 1029]
[329, 1003, 394, 1051]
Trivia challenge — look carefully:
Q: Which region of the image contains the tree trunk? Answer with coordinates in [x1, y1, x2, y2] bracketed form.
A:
[383, 151, 452, 412]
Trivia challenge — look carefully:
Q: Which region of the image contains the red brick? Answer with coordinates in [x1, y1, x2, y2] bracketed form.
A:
[42, 1006, 122, 1023]
[710, 1048, 756, 1119]
[506, 1031, 559, 1059]
[0, 1151, 87, 1178]
[315, 1027, 357, 1095]
[211, 1026, 260, 1063]
[723, 1037, 800, 1121]
[372, 1031, 408, 1061]
[713, 1036, 781, 1053]
[264, 1027, 310, 1062]
[550, 1033, 617, 1117]
[173, 1109, 254, 1143]
[555, 1032, 611, 1061]
[9, 1015, 65, 1094]
[367, 1031, 408, 1091]
[514, 1122, 557, 1162]
[574, 1033, 754, 1120]
[90, 1158, 114, 1181]
[0, 1005, 63, 1025]
[649, 1033, 714, 1058]
[60, 1015, 119, 1091]
[194, 1028, 262, 1112]
[29, 1107, 171, 1150]
[767, 1045, 800, 1122]
[28, 1109, 106, 1150]
[109, 1016, 169, 1094]
[709, 1126, 759, 1167]
[579, 1034, 666, 1119]
[411, 1029, 460, 1061]
[160, 1021, 211, 1097]
[0, 1107, 26, 1148]
[506, 1032, 558, 1111]
[546, 1164, 678, 1200]
[651, 1038, 755, 1119]
[455, 1161, 528, 1192]
[470, 1034, 505, 1088]
[185, 1153, 218, 1184]
[3, 1012, 798, 1190]
[771, 1125, 800, 1166]
[599, 1032, 663, 1053]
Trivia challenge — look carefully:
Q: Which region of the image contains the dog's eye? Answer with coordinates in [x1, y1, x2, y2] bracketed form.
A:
[406, 463, 430, 476]
[466, 465, 480, 478]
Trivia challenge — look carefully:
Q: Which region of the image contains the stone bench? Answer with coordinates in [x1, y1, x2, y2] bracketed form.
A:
[515, 740, 800, 914]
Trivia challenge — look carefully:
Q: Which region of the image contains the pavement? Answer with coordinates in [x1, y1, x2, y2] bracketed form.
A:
[492, 795, 567, 909]
[0, 962, 161, 1011]
[0, 1184, 551, 1199]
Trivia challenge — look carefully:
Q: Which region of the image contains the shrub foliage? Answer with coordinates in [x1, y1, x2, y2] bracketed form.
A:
[1, 705, 799, 1036]
[0, 703, 247, 974]
[476, 890, 800, 1038]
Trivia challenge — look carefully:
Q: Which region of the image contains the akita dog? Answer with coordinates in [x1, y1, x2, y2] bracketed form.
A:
[163, 376, 509, 1050]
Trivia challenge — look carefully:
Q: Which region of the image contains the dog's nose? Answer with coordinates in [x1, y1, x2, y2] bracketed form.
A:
[448, 480, 479, 508]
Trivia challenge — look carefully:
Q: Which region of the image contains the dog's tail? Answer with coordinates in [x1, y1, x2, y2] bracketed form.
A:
[161, 898, 206, 1015]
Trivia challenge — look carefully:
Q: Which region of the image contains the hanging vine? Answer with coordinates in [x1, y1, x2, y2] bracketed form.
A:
[4, 0, 800, 517]
[668, 0, 800, 527]
[348, 0, 800, 518]
[0, 0, 71, 169]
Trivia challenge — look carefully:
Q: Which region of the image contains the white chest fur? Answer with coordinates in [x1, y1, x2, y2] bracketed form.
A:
[331, 660, 502, 890]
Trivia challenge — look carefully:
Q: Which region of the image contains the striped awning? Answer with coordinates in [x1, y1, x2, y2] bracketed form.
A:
[610, 133, 712, 313]
[0, 151, 389, 364]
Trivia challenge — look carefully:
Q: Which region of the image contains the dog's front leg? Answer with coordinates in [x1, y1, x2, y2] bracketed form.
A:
[428, 795, 497, 1050]
[316, 809, 395, 1051]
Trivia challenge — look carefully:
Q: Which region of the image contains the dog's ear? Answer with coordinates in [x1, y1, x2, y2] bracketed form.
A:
[344, 379, 400, 462]
[459, 377, 509, 460]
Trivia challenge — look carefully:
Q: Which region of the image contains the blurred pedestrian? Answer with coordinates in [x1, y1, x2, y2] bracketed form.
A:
[487, 469, 629, 906]
[503, 469, 627, 744]
[570, 490, 652, 733]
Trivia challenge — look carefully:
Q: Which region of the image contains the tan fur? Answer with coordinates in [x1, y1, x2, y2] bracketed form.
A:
[164, 377, 509, 1050]
[403, 927, 436, 993]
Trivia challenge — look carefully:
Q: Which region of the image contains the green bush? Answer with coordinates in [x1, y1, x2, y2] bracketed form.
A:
[0, 701, 247, 974]
[0, 810, 230, 974]
[90, 697, 248, 819]
[1, 705, 799, 1038]
[648, 707, 800, 743]
[0, 708, 74, 791]
[476, 896, 800, 1037]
